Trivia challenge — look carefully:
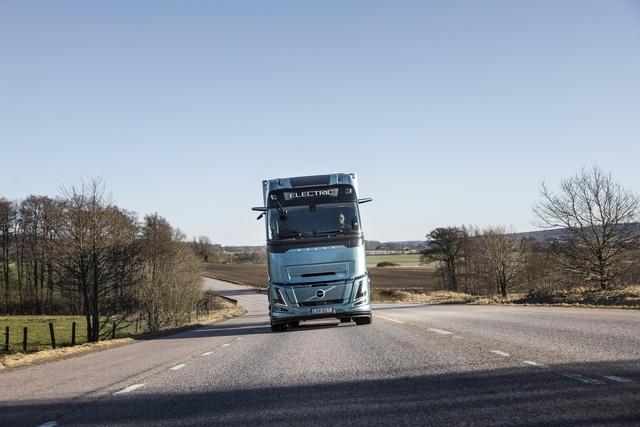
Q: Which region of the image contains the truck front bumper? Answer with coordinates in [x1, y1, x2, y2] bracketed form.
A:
[270, 303, 371, 325]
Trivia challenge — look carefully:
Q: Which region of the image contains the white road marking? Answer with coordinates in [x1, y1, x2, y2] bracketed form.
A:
[601, 375, 635, 384]
[169, 363, 186, 371]
[113, 383, 146, 395]
[235, 337, 243, 341]
[192, 325, 270, 332]
[201, 351, 213, 356]
[490, 350, 510, 357]
[376, 315, 404, 324]
[562, 373, 603, 384]
[221, 343, 230, 347]
[453, 335, 463, 339]
[428, 328, 453, 335]
[37, 422, 58, 427]
[522, 360, 548, 368]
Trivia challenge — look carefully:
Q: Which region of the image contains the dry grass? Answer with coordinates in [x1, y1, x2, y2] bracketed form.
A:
[0, 300, 245, 371]
[513, 285, 640, 308]
[372, 288, 478, 304]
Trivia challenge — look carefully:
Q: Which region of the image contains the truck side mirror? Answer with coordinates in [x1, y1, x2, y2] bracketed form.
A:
[358, 198, 373, 204]
[252, 207, 267, 220]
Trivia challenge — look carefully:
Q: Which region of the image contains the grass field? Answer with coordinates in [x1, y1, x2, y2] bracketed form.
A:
[365, 254, 426, 268]
[0, 316, 146, 353]
[202, 263, 441, 290]
[0, 296, 232, 354]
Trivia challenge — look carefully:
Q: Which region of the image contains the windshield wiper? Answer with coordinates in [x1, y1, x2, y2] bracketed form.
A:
[278, 231, 303, 239]
[314, 229, 345, 236]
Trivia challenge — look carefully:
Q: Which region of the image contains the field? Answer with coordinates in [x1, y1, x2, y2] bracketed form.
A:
[0, 315, 145, 353]
[0, 297, 233, 354]
[365, 253, 425, 268]
[202, 263, 441, 290]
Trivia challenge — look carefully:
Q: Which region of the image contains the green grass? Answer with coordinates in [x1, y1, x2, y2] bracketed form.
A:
[366, 254, 425, 267]
[0, 316, 146, 353]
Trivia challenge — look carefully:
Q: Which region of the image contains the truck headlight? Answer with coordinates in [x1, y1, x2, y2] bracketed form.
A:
[273, 287, 287, 306]
[355, 279, 366, 299]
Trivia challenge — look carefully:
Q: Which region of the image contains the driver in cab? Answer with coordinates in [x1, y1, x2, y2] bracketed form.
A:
[338, 213, 352, 233]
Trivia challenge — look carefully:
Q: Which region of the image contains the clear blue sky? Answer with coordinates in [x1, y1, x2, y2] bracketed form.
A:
[1, 1, 639, 245]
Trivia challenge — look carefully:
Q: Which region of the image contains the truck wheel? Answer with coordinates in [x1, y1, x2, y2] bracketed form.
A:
[340, 317, 352, 323]
[270, 322, 287, 332]
[354, 315, 372, 325]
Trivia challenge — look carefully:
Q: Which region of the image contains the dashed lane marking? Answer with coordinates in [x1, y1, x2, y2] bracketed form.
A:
[428, 328, 453, 335]
[522, 360, 548, 368]
[37, 422, 58, 427]
[114, 384, 146, 395]
[601, 375, 635, 384]
[169, 363, 186, 371]
[192, 325, 270, 332]
[235, 337, 243, 341]
[221, 343, 230, 347]
[201, 351, 213, 356]
[490, 350, 510, 357]
[376, 315, 404, 324]
[562, 373, 603, 384]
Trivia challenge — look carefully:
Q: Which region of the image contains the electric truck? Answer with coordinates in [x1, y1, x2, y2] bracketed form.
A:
[252, 173, 373, 332]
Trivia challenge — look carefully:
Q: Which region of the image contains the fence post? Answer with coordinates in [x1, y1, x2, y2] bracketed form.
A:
[71, 321, 76, 346]
[3, 326, 8, 352]
[22, 327, 27, 353]
[49, 322, 56, 349]
[111, 322, 116, 340]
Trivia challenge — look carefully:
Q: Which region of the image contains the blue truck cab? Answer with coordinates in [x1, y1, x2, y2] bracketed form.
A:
[252, 173, 373, 332]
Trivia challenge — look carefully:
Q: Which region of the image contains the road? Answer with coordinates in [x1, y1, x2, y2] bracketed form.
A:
[1, 277, 639, 426]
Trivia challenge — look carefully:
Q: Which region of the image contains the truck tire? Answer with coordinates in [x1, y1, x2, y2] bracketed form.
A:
[339, 317, 352, 323]
[354, 315, 372, 325]
[270, 322, 287, 332]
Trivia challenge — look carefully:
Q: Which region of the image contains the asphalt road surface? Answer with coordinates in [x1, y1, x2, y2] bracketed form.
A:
[1, 277, 639, 426]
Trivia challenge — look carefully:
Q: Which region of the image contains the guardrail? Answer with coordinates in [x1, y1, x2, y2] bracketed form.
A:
[202, 274, 268, 295]
[214, 293, 239, 306]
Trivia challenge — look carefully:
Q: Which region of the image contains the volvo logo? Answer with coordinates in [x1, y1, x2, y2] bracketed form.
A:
[316, 289, 326, 299]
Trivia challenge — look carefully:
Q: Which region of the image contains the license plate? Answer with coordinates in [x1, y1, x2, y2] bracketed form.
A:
[311, 307, 334, 315]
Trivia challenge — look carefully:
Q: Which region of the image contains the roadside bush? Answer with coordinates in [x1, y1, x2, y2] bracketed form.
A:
[516, 286, 640, 307]
[140, 214, 203, 332]
[377, 261, 401, 267]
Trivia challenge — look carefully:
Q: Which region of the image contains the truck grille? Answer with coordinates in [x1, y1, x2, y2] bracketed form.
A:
[299, 299, 343, 307]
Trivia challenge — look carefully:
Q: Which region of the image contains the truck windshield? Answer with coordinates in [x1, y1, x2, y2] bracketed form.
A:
[268, 202, 361, 240]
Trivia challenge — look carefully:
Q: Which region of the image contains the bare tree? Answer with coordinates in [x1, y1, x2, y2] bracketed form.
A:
[140, 214, 202, 332]
[534, 166, 640, 289]
[423, 227, 468, 292]
[2, 179, 204, 331]
[17, 196, 62, 313]
[55, 178, 139, 341]
[459, 225, 485, 295]
[0, 199, 15, 312]
[478, 227, 530, 297]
